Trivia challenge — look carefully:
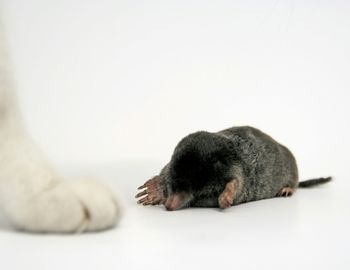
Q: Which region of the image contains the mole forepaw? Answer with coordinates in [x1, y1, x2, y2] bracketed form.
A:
[277, 187, 295, 197]
[136, 176, 166, 206]
[218, 192, 234, 209]
[218, 180, 237, 209]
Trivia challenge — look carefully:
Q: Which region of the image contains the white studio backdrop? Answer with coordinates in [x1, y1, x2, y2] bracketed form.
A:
[1, 0, 349, 181]
[1, 2, 350, 270]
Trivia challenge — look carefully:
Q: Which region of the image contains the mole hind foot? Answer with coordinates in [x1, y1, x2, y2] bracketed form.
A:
[218, 180, 238, 209]
[136, 176, 166, 206]
[277, 187, 295, 197]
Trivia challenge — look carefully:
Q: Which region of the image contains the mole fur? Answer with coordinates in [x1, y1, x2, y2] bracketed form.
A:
[136, 126, 331, 210]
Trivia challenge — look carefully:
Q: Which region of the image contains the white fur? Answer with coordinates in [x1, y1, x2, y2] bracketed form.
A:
[0, 23, 119, 233]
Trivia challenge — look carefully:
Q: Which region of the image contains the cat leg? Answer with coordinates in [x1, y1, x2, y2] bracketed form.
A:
[0, 133, 119, 233]
[0, 25, 119, 232]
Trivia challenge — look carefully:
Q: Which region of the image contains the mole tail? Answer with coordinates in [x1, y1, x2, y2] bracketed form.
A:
[298, 177, 332, 188]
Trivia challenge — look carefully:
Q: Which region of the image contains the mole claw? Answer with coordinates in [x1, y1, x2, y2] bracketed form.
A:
[135, 190, 148, 198]
[277, 187, 295, 198]
[138, 197, 150, 205]
[136, 176, 165, 206]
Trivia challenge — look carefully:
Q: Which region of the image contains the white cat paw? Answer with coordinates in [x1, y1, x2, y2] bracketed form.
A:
[7, 180, 119, 233]
[68, 179, 119, 232]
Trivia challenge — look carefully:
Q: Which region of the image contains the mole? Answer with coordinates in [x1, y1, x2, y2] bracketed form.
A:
[135, 126, 331, 211]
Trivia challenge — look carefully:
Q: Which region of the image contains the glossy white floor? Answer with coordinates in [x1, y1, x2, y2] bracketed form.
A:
[0, 162, 349, 270]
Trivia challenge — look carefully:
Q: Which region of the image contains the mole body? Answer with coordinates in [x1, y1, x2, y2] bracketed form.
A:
[136, 126, 331, 210]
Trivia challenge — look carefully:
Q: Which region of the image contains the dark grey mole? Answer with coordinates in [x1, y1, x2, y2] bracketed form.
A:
[136, 126, 331, 211]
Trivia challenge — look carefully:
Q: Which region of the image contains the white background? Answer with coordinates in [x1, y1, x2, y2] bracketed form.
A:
[1, 0, 350, 269]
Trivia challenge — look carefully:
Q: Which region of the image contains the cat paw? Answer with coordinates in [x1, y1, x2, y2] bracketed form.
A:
[68, 180, 119, 232]
[8, 179, 119, 233]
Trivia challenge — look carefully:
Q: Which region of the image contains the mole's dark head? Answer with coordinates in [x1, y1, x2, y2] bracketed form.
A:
[165, 131, 235, 211]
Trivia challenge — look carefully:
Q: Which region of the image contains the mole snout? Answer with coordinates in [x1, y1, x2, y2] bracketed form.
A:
[164, 193, 192, 211]
[164, 201, 176, 211]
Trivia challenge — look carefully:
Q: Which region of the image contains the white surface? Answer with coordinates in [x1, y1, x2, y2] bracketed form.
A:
[0, 0, 350, 269]
[0, 164, 349, 270]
